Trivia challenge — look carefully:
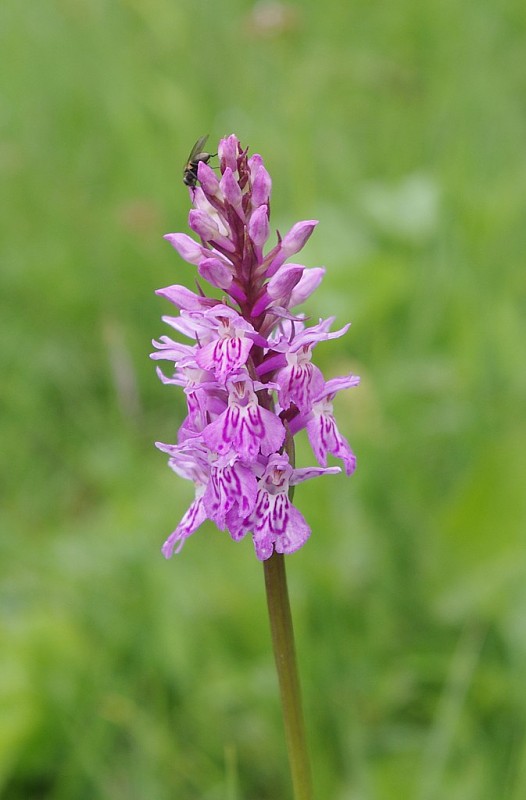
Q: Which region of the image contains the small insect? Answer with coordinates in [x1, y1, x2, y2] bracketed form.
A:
[183, 135, 214, 187]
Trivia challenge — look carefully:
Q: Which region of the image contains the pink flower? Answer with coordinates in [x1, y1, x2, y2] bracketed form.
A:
[306, 376, 361, 475]
[203, 373, 285, 461]
[227, 454, 340, 560]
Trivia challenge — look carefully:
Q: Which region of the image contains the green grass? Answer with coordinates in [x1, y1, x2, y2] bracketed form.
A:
[1, 0, 526, 797]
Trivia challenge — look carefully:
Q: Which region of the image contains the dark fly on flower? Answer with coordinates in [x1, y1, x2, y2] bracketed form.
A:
[183, 135, 215, 187]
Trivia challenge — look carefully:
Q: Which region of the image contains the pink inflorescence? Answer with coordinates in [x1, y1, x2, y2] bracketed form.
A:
[151, 134, 359, 561]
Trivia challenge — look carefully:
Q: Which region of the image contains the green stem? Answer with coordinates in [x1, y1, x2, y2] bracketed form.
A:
[263, 552, 314, 800]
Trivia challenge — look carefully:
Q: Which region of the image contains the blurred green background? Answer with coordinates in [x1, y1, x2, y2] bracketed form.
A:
[1, 0, 526, 798]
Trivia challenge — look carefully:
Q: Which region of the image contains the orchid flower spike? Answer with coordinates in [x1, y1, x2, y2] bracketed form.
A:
[152, 134, 359, 561]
